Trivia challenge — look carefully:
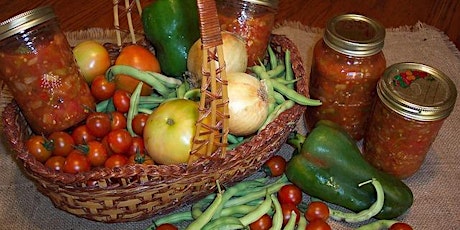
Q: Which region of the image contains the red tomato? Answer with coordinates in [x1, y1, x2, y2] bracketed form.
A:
[113, 89, 131, 113]
[306, 219, 331, 230]
[280, 202, 300, 226]
[85, 141, 109, 167]
[91, 75, 116, 101]
[105, 154, 128, 169]
[389, 223, 414, 230]
[263, 155, 286, 177]
[106, 129, 133, 154]
[249, 214, 272, 230]
[63, 150, 91, 174]
[26, 135, 52, 163]
[109, 111, 127, 130]
[73, 40, 111, 83]
[126, 136, 145, 156]
[278, 184, 303, 205]
[71, 125, 97, 145]
[115, 44, 161, 95]
[44, 155, 66, 171]
[86, 112, 112, 138]
[131, 113, 149, 136]
[155, 223, 178, 230]
[48, 131, 74, 157]
[305, 201, 330, 222]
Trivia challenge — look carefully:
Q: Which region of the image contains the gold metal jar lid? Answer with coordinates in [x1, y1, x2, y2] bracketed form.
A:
[378, 62, 457, 121]
[0, 6, 56, 40]
[324, 14, 385, 57]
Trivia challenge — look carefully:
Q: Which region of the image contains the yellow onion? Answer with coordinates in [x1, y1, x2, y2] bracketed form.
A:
[227, 72, 269, 136]
[187, 31, 248, 85]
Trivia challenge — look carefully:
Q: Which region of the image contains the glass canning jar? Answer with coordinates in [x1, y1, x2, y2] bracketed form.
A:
[305, 14, 386, 140]
[0, 6, 95, 135]
[216, 0, 278, 66]
[363, 63, 457, 179]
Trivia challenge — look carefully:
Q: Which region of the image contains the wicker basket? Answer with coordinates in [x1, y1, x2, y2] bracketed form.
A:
[0, 0, 309, 223]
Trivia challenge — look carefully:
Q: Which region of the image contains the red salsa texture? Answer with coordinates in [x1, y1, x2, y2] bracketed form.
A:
[363, 99, 445, 179]
[0, 30, 94, 134]
[306, 40, 386, 140]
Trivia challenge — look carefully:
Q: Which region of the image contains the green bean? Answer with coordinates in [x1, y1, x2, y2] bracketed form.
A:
[106, 65, 170, 97]
[145, 70, 182, 88]
[329, 178, 385, 223]
[274, 77, 299, 85]
[355, 220, 399, 230]
[268, 45, 277, 69]
[138, 95, 167, 104]
[259, 100, 295, 131]
[183, 88, 201, 101]
[127, 82, 143, 136]
[251, 65, 271, 80]
[273, 91, 286, 104]
[191, 193, 217, 219]
[137, 107, 153, 115]
[296, 215, 307, 230]
[267, 63, 286, 78]
[220, 204, 259, 218]
[202, 216, 245, 230]
[284, 49, 294, 89]
[269, 194, 283, 230]
[287, 131, 306, 154]
[186, 185, 223, 230]
[227, 133, 242, 144]
[176, 81, 188, 99]
[147, 211, 193, 229]
[283, 211, 297, 230]
[269, 79, 322, 106]
[239, 191, 272, 226]
[261, 79, 276, 114]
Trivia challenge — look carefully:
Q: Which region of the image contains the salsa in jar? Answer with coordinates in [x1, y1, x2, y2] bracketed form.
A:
[364, 63, 457, 179]
[305, 14, 386, 140]
[0, 7, 95, 135]
[216, 0, 278, 66]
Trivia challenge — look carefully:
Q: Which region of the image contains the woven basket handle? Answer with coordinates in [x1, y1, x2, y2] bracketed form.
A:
[189, 0, 229, 163]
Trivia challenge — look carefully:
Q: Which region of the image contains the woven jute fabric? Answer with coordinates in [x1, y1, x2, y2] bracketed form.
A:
[0, 22, 459, 229]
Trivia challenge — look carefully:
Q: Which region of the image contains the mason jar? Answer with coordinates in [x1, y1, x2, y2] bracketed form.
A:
[305, 14, 387, 140]
[216, 0, 278, 66]
[363, 63, 457, 179]
[0, 6, 95, 135]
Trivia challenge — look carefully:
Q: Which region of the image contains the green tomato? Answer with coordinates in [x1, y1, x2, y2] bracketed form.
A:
[143, 99, 199, 165]
[73, 40, 111, 83]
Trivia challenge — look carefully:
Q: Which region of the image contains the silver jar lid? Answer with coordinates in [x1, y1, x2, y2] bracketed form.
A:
[0, 6, 56, 41]
[324, 14, 385, 57]
[241, 0, 278, 9]
[378, 62, 457, 121]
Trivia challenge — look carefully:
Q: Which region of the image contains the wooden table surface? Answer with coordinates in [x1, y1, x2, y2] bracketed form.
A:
[1, 0, 459, 49]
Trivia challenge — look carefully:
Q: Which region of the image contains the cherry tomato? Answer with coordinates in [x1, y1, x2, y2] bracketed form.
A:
[109, 111, 127, 130]
[278, 184, 303, 205]
[104, 154, 128, 169]
[63, 150, 91, 174]
[131, 113, 149, 136]
[115, 44, 161, 95]
[263, 155, 286, 177]
[85, 141, 109, 167]
[280, 202, 300, 226]
[306, 219, 331, 230]
[249, 213, 272, 230]
[26, 135, 52, 163]
[44, 155, 66, 171]
[71, 125, 97, 145]
[86, 112, 112, 138]
[389, 223, 414, 230]
[155, 223, 178, 230]
[107, 129, 133, 154]
[128, 152, 154, 165]
[48, 131, 75, 157]
[305, 201, 330, 222]
[113, 89, 131, 113]
[73, 40, 111, 83]
[90, 75, 116, 101]
[126, 136, 145, 156]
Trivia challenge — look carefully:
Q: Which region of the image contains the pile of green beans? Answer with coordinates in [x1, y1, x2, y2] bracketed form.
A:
[146, 175, 291, 230]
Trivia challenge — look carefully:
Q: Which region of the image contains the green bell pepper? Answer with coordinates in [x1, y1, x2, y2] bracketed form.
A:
[285, 120, 413, 220]
[141, 0, 200, 78]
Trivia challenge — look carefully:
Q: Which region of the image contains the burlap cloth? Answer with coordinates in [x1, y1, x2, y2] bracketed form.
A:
[0, 22, 459, 229]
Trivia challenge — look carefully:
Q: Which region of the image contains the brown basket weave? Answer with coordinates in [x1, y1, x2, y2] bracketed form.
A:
[0, 1, 309, 224]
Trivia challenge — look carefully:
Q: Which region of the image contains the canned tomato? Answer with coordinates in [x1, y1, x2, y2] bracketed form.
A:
[0, 6, 95, 135]
[363, 63, 457, 179]
[305, 14, 386, 140]
[216, 0, 278, 66]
